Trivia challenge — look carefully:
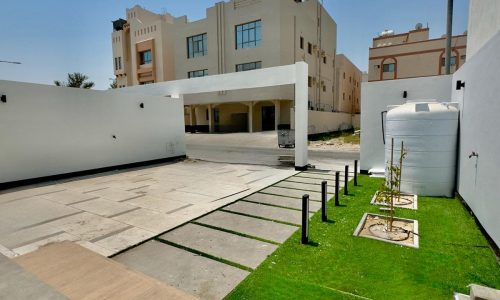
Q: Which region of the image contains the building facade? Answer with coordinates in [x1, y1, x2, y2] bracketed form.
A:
[334, 54, 361, 113]
[368, 26, 467, 82]
[111, 0, 360, 133]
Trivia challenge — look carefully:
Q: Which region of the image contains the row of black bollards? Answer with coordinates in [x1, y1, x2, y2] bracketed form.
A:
[301, 160, 358, 244]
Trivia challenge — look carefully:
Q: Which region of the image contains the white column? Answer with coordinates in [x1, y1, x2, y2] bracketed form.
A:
[294, 62, 308, 170]
[247, 102, 253, 133]
[208, 104, 214, 133]
[189, 105, 194, 126]
[274, 100, 281, 130]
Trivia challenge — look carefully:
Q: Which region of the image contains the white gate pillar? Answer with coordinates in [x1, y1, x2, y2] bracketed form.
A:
[294, 62, 308, 170]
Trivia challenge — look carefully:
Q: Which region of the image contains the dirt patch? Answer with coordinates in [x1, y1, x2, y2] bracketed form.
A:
[353, 213, 419, 248]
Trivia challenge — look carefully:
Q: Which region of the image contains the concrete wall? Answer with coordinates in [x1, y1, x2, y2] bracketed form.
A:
[0, 80, 185, 184]
[452, 31, 500, 247]
[360, 75, 452, 172]
[352, 114, 360, 129]
[467, 0, 500, 59]
[291, 109, 353, 135]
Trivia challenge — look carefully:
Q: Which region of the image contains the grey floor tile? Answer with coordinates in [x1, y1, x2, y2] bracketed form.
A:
[244, 193, 321, 212]
[114, 240, 249, 300]
[159, 223, 277, 269]
[196, 210, 297, 243]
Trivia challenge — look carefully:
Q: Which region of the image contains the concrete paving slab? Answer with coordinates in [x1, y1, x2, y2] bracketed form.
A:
[176, 182, 249, 199]
[95, 227, 156, 254]
[0, 185, 66, 204]
[286, 176, 344, 185]
[13, 233, 79, 257]
[71, 198, 138, 217]
[159, 223, 277, 269]
[115, 240, 248, 300]
[46, 212, 130, 241]
[0, 197, 80, 235]
[196, 210, 297, 243]
[0, 224, 63, 249]
[274, 181, 325, 192]
[40, 190, 99, 205]
[160, 190, 218, 204]
[113, 208, 178, 233]
[259, 186, 333, 201]
[76, 240, 115, 257]
[87, 188, 143, 202]
[296, 171, 353, 181]
[15, 242, 197, 300]
[223, 201, 312, 225]
[124, 195, 193, 213]
[0, 253, 66, 299]
[244, 193, 321, 212]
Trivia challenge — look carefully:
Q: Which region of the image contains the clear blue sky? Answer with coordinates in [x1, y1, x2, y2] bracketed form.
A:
[0, 0, 469, 90]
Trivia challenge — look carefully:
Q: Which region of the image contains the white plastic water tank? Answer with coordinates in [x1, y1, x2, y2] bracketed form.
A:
[385, 101, 459, 197]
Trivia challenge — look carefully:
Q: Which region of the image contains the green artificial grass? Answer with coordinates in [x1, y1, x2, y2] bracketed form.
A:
[225, 175, 500, 300]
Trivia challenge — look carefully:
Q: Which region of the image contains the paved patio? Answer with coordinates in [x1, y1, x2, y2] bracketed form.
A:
[115, 169, 349, 300]
[0, 160, 296, 258]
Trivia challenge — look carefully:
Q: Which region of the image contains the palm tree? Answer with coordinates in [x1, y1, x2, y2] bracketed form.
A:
[109, 79, 118, 89]
[54, 72, 95, 89]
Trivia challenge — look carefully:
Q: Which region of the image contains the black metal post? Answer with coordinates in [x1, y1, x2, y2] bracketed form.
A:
[354, 160, 358, 186]
[344, 165, 349, 195]
[301, 194, 309, 244]
[335, 171, 340, 206]
[321, 181, 327, 222]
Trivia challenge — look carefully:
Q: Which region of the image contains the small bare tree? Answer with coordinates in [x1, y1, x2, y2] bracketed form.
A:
[377, 138, 406, 231]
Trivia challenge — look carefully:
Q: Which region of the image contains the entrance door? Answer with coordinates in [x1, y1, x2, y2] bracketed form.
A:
[261, 106, 275, 131]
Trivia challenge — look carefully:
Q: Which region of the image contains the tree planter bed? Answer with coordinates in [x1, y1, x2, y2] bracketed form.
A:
[370, 191, 418, 210]
[353, 213, 419, 248]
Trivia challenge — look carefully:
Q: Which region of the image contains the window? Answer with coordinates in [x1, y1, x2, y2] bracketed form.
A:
[322, 85, 326, 92]
[114, 57, 118, 70]
[308, 76, 312, 87]
[140, 50, 152, 65]
[343, 93, 345, 100]
[187, 33, 208, 58]
[206, 109, 209, 120]
[118, 57, 122, 70]
[236, 61, 262, 72]
[300, 36, 304, 49]
[188, 69, 208, 78]
[236, 20, 262, 49]
[308, 42, 312, 54]
[323, 56, 327, 64]
[461, 55, 466, 62]
[441, 56, 456, 66]
[383, 63, 395, 72]
[343, 72, 345, 79]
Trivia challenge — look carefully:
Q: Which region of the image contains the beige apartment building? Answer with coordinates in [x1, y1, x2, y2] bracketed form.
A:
[368, 25, 467, 82]
[335, 54, 361, 113]
[112, 1, 360, 133]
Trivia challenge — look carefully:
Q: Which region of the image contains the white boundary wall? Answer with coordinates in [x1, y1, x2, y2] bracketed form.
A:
[452, 31, 500, 246]
[291, 109, 354, 135]
[360, 75, 452, 172]
[467, 0, 500, 58]
[0, 81, 185, 184]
